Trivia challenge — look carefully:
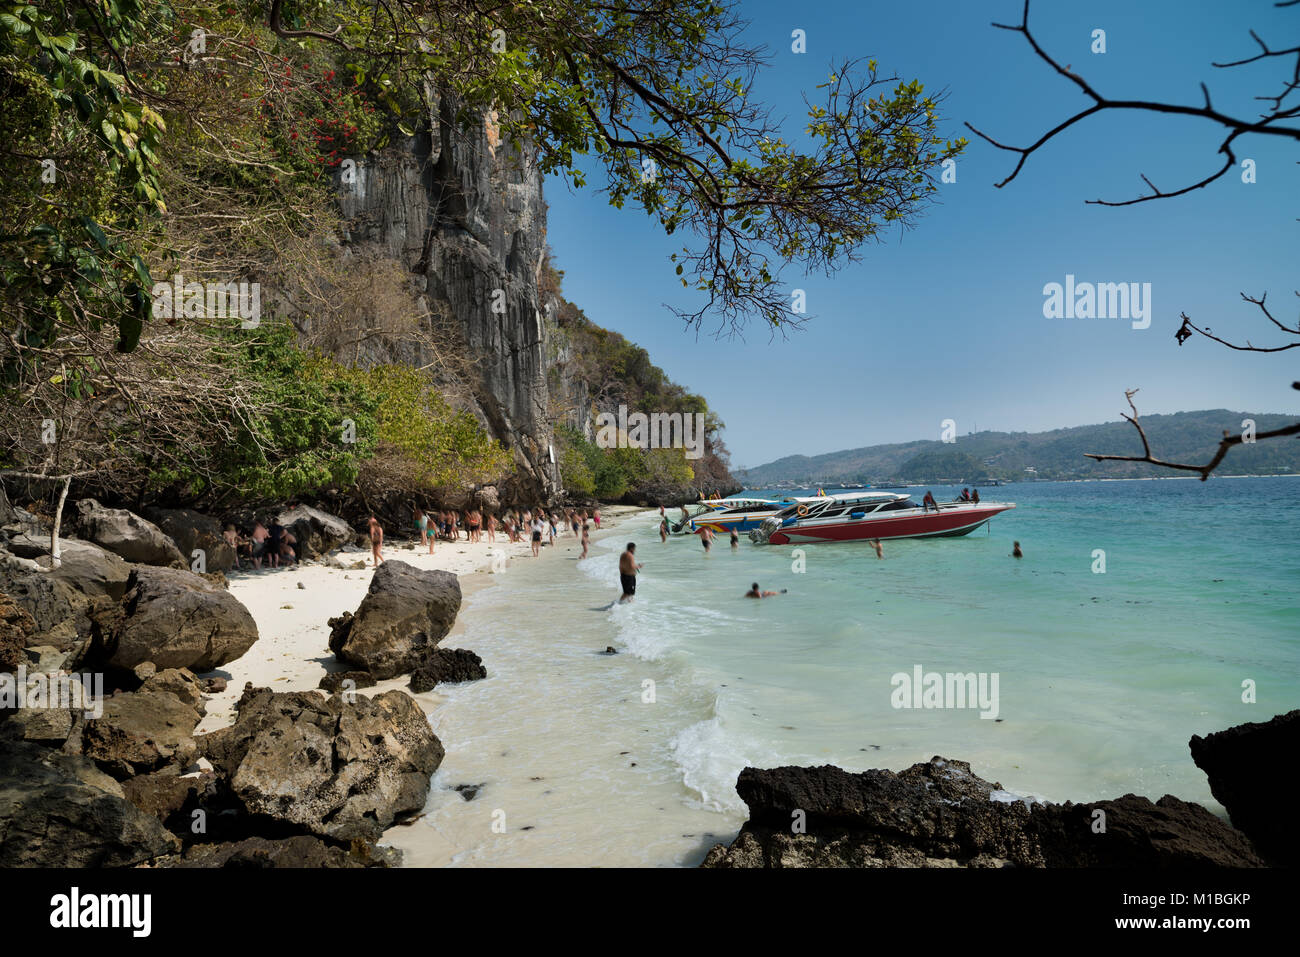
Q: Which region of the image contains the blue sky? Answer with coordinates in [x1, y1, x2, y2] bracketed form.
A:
[542, 0, 1298, 469]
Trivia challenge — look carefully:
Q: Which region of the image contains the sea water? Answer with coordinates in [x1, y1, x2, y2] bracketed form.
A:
[387, 476, 1299, 866]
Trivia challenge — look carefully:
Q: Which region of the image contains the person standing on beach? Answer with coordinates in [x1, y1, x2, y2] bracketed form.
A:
[580, 521, 590, 559]
[530, 515, 545, 557]
[368, 516, 385, 566]
[593, 508, 601, 529]
[486, 512, 497, 544]
[618, 542, 641, 603]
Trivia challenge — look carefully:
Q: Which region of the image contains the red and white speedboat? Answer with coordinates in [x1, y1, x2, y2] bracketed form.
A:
[748, 491, 1014, 545]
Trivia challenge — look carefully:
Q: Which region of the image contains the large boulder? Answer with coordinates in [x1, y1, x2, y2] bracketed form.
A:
[0, 739, 180, 866]
[102, 565, 258, 672]
[701, 757, 1264, 868]
[81, 689, 202, 779]
[0, 537, 129, 648]
[409, 648, 487, 693]
[143, 507, 236, 573]
[1189, 710, 1298, 864]
[275, 505, 354, 560]
[198, 685, 443, 842]
[75, 499, 185, 566]
[328, 561, 461, 679]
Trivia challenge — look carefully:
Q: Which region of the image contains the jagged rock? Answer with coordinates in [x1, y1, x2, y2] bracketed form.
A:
[1189, 710, 1298, 864]
[142, 506, 236, 573]
[198, 686, 443, 842]
[172, 834, 397, 868]
[701, 757, 1264, 868]
[75, 499, 185, 567]
[102, 565, 258, 672]
[275, 505, 354, 560]
[318, 670, 375, 694]
[203, 676, 228, 694]
[409, 648, 486, 693]
[81, 690, 202, 779]
[336, 96, 559, 501]
[0, 704, 77, 746]
[0, 591, 35, 672]
[139, 668, 205, 712]
[0, 739, 180, 866]
[1029, 793, 1264, 867]
[328, 561, 461, 679]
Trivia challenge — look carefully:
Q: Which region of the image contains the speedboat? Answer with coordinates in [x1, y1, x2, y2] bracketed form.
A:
[666, 498, 777, 534]
[748, 491, 1015, 545]
[687, 496, 819, 535]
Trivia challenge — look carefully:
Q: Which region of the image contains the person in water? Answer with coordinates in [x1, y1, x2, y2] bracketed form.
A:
[869, 538, 883, 559]
[618, 542, 641, 603]
[659, 518, 668, 543]
[368, 516, 384, 566]
[730, 529, 739, 548]
[1012, 540, 1023, 559]
[744, 582, 786, 598]
[922, 490, 940, 514]
[696, 525, 714, 552]
[530, 515, 545, 557]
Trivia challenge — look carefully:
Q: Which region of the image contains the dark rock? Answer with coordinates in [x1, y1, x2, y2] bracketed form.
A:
[0, 538, 129, 648]
[139, 668, 206, 712]
[1029, 793, 1264, 867]
[143, 506, 237, 573]
[0, 591, 36, 673]
[173, 835, 366, 868]
[318, 670, 375, 694]
[102, 565, 258, 672]
[0, 739, 180, 866]
[409, 648, 486, 693]
[453, 783, 483, 801]
[275, 505, 354, 560]
[76, 499, 186, 567]
[1189, 710, 1298, 864]
[701, 757, 1264, 868]
[198, 686, 443, 842]
[328, 561, 461, 679]
[81, 689, 202, 779]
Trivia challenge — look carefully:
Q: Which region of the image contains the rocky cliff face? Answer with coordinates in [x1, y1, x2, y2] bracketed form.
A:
[336, 94, 560, 502]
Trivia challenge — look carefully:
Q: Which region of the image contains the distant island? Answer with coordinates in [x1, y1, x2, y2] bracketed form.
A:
[737, 410, 1300, 486]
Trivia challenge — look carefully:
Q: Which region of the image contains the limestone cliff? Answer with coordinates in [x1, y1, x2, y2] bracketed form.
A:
[336, 94, 560, 502]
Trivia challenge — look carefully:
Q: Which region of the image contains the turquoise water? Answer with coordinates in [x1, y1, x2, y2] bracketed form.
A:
[599, 477, 1299, 811]
[400, 476, 1297, 865]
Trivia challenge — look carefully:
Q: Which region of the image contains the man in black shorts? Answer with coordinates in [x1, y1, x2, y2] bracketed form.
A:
[618, 542, 642, 603]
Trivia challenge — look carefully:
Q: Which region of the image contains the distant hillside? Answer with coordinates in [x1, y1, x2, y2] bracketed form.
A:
[737, 410, 1300, 485]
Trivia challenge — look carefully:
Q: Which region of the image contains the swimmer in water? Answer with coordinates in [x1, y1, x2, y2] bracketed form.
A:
[869, 538, 883, 559]
[1012, 541, 1023, 559]
[744, 582, 786, 598]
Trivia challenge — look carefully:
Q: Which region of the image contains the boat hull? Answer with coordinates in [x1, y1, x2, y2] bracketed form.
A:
[763, 504, 1015, 545]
